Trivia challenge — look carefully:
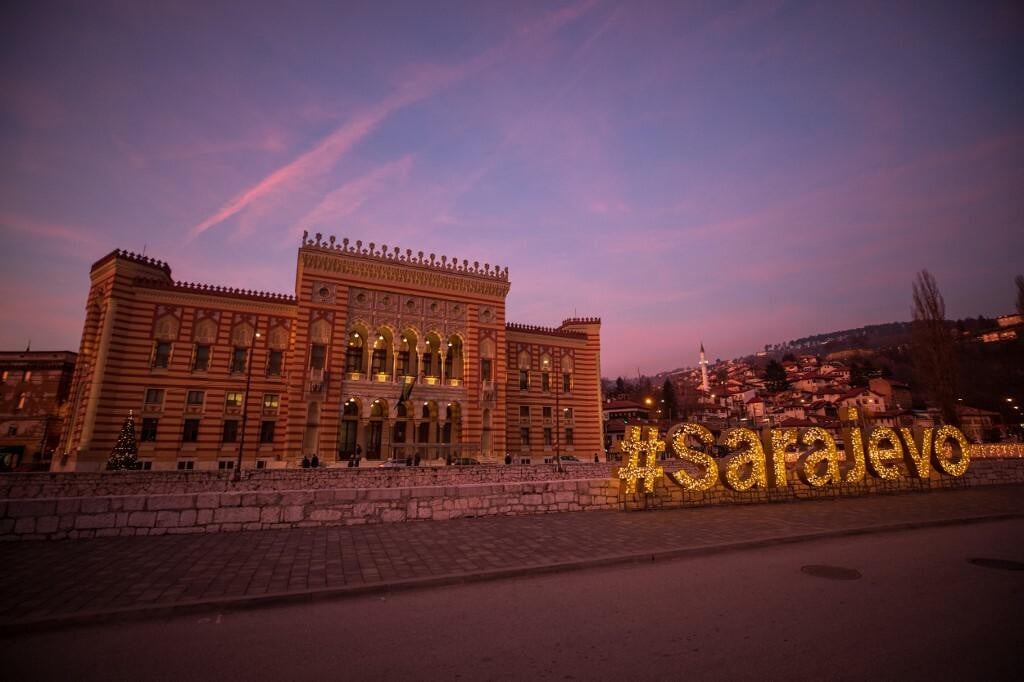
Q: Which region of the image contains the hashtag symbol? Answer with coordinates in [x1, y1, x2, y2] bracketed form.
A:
[618, 426, 666, 494]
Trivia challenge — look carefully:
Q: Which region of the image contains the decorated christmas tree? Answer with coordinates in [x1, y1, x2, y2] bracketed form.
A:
[107, 410, 140, 470]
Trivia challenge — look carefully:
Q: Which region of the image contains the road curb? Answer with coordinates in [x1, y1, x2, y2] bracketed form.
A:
[3, 511, 1022, 637]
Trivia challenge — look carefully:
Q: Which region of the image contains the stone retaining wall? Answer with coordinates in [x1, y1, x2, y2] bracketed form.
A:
[2, 459, 1023, 541]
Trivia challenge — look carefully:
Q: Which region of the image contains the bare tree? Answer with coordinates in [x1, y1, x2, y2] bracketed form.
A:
[1016, 274, 1024, 315]
[912, 270, 958, 426]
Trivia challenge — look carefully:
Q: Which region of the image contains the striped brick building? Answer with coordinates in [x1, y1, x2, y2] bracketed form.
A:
[55, 233, 602, 471]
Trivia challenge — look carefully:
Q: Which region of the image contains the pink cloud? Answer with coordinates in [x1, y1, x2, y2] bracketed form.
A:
[0, 213, 101, 253]
[291, 155, 415, 237]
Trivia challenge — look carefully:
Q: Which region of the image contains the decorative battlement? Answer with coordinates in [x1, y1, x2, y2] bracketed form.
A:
[506, 322, 588, 339]
[133, 277, 296, 304]
[91, 249, 172, 276]
[561, 317, 601, 327]
[300, 231, 509, 282]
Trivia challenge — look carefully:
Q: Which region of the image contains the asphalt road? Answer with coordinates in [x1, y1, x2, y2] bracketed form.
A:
[5, 519, 1023, 681]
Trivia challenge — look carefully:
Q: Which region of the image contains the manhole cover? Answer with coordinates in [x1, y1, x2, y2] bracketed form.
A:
[968, 558, 1024, 571]
[800, 564, 862, 580]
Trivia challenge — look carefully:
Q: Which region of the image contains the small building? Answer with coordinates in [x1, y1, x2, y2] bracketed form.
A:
[0, 350, 77, 471]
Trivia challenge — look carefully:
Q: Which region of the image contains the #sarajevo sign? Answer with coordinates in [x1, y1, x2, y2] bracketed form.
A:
[618, 407, 970, 494]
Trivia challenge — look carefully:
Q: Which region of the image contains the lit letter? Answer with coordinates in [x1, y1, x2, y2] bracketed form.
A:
[840, 407, 866, 483]
[867, 427, 903, 480]
[799, 427, 841, 487]
[669, 423, 718, 491]
[763, 428, 797, 488]
[617, 426, 666, 494]
[721, 428, 768, 491]
[900, 427, 933, 478]
[933, 425, 971, 476]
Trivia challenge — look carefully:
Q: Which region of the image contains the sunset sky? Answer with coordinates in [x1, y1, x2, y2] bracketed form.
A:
[1, 1, 1022, 378]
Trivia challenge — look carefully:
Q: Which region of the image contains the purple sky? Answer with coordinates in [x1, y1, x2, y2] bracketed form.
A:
[1, 1, 1022, 378]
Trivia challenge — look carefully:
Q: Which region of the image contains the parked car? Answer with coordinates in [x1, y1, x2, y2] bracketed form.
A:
[379, 458, 409, 468]
[557, 455, 579, 462]
[450, 457, 480, 465]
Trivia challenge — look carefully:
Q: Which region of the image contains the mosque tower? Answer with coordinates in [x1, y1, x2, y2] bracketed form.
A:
[699, 342, 709, 392]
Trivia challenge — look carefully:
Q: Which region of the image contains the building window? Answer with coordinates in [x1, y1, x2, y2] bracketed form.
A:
[544, 428, 552, 446]
[481, 358, 493, 382]
[176, 460, 195, 470]
[186, 390, 204, 407]
[311, 343, 327, 371]
[520, 427, 530, 446]
[563, 373, 572, 393]
[222, 420, 239, 443]
[565, 428, 574, 445]
[182, 419, 200, 442]
[225, 392, 244, 408]
[23, 370, 32, 382]
[15, 394, 26, 411]
[217, 460, 235, 470]
[542, 406, 552, 420]
[397, 351, 410, 376]
[260, 420, 275, 443]
[230, 347, 247, 374]
[519, 405, 530, 420]
[519, 370, 529, 390]
[193, 344, 211, 371]
[138, 460, 153, 470]
[371, 347, 386, 374]
[7, 425, 17, 436]
[541, 373, 550, 393]
[267, 350, 283, 376]
[144, 388, 165, 407]
[153, 341, 171, 368]
[263, 394, 280, 410]
[0, 370, 7, 382]
[141, 418, 158, 442]
[563, 407, 574, 420]
[255, 459, 268, 470]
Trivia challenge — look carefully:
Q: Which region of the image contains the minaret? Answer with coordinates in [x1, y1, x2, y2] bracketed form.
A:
[699, 342, 709, 392]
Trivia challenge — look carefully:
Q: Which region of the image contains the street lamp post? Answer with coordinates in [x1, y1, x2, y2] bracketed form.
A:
[234, 329, 261, 478]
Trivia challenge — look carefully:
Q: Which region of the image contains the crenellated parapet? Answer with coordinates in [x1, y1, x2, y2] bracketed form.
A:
[300, 231, 509, 281]
[561, 317, 601, 327]
[299, 231, 511, 299]
[506, 322, 588, 339]
[133, 277, 297, 304]
[90, 249, 172, 277]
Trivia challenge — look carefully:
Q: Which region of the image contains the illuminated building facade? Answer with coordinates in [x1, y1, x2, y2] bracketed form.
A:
[56, 234, 602, 471]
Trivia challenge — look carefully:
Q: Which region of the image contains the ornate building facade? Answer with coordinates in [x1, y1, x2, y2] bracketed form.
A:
[56, 234, 602, 471]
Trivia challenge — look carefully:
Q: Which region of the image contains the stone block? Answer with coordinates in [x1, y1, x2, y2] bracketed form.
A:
[381, 509, 405, 523]
[280, 491, 314, 506]
[219, 493, 242, 507]
[260, 507, 281, 524]
[213, 507, 260, 524]
[282, 506, 305, 522]
[555, 491, 575, 503]
[156, 511, 180, 528]
[36, 516, 59, 534]
[95, 528, 119, 537]
[128, 511, 157, 527]
[243, 522, 262, 531]
[309, 509, 342, 522]
[7, 500, 56, 518]
[219, 523, 241, 532]
[55, 499, 80, 515]
[333, 489, 358, 501]
[122, 496, 147, 511]
[180, 509, 197, 527]
[14, 517, 35, 534]
[147, 495, 194, 511]
[168, 527, 204, 534]
[76, 513, 116, 530]
[196, 493, 220, 509]
[196, 509, 214, 525]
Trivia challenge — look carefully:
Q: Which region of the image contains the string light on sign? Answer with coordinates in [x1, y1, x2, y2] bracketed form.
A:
[765, 427, 798, 488]
[933, 425, 971, 476]
[669, 422, 718, 491]
[900, 427, 933, 478]
[721, 428, 767, 492]
[617, 426, 665, 494]
[799, 427, 841, 487]
[866, 426, 903, 480]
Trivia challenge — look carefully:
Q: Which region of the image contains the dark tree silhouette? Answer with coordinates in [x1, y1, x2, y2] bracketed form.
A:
[912, 270, 958, 426]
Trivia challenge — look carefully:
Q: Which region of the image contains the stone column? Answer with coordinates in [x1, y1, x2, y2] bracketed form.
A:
[77, 298, 117, 462]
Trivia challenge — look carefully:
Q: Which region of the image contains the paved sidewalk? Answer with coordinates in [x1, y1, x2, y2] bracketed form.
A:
[2, 486, 1023, 632]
